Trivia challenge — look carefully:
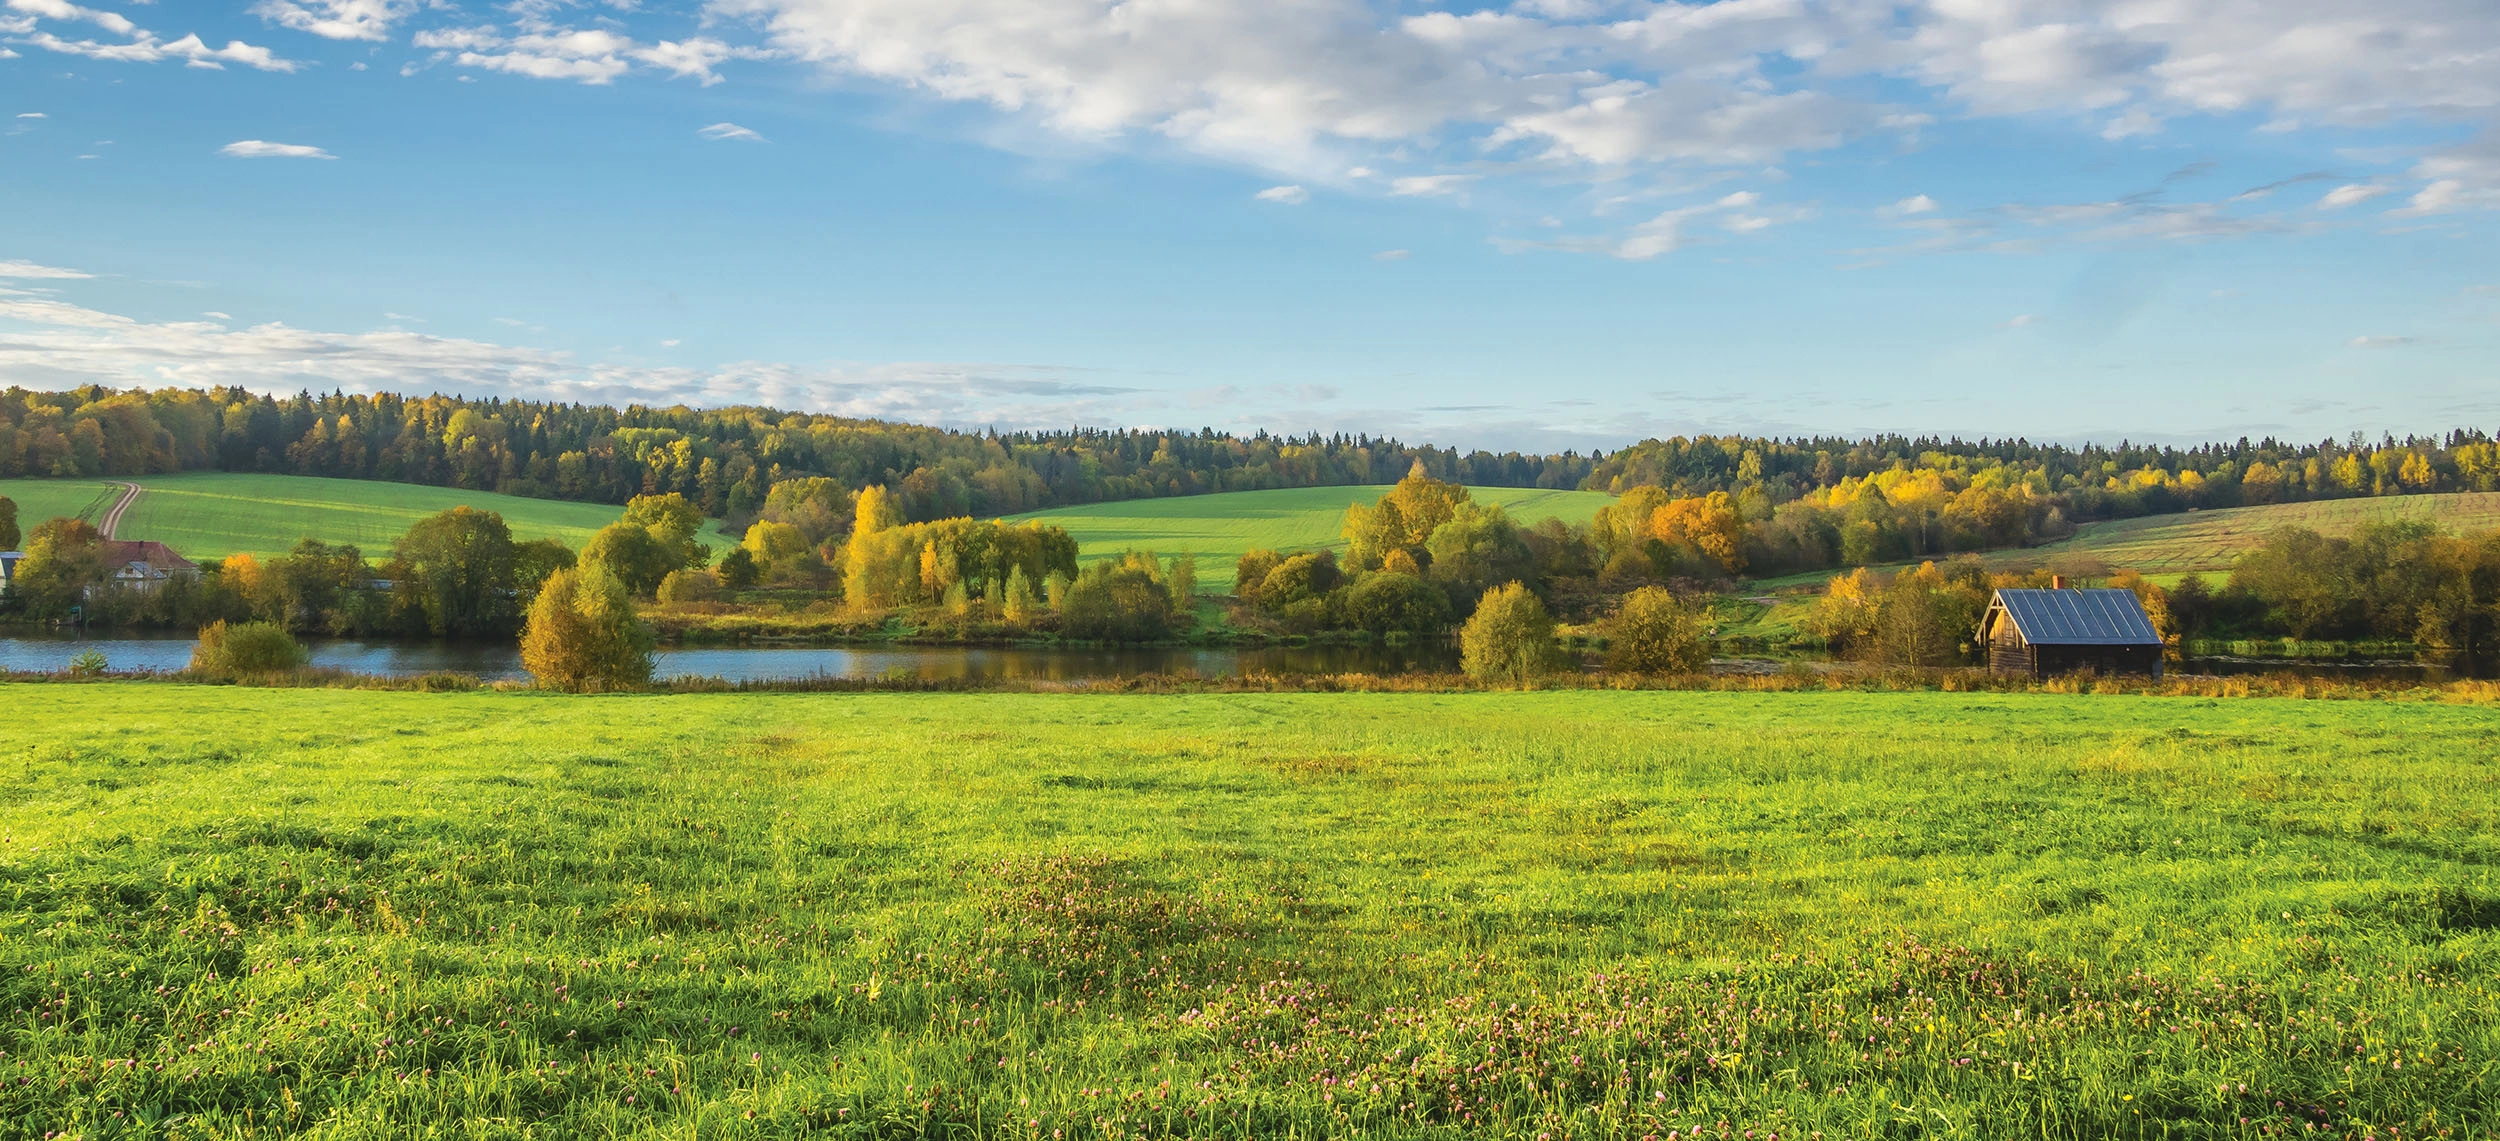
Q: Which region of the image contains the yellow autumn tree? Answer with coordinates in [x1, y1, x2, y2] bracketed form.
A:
[1650, 492, 1747, 575]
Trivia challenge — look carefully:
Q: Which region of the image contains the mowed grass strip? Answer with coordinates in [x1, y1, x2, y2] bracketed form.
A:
[2, 684, 2492, 1138]
[1006, 485, 1616, 589]
[7, 472, 735, 560]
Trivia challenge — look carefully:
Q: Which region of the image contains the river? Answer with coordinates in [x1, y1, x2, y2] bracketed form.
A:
[0, 634, 1459, 683]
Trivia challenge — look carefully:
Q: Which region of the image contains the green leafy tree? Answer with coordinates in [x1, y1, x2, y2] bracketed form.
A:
[581, 522, 678, 598]
[14, 517, 110, 616]
[624, 492, 712, 570]
[1234, 549, 1284, 604]
[742, 520, 816, 583]
[1003, 565, 1040, 624]
[1341, 571, 1449, 637]
[1460, 581, 1562, 687]
[1606, 586, 1712, 673]
[521, 564, 654, 691]
[1256, 551, 1341, 610]
[1343, 462, 1471, 571]
[758, 477, 852, 544]
[390, 507, 519, 638]
[1424, 503, 1534, 612]
[512, 538, 576, 602]
[1167, 552, 1197, 610]
[1059, 552, 1175, 642]
[715, 545, 762, 590]
[267, 538, 370, 634]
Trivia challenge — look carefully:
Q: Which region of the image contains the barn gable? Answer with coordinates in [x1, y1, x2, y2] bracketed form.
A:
[1980, 587, 2165, 678]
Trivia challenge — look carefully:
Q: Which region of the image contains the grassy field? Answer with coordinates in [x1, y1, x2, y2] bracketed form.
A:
[0, 473, 734, 561]
[2018, 492, 2500, 577]
[1742, 491, 2500, 593]
[1006, 486, 1616, 590]
[0, 479, 125, 543]
[2, 684, 2492, 1138]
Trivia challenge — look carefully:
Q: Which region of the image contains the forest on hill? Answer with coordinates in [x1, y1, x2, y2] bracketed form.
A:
[4, 385, 2498, 582]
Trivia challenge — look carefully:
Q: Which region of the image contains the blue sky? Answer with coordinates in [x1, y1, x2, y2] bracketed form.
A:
[2, 0, 2497, 451]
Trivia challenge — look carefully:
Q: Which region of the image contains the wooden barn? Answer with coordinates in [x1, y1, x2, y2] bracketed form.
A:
[1978, 580, 2165, 678]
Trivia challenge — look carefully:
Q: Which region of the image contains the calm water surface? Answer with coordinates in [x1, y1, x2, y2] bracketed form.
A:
[0, 634, 1457, 683]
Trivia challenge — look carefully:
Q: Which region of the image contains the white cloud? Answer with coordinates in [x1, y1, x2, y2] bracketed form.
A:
[5, 0, 133, 37]
[704, 0, 2500, 206]
[220, 139, 335, 159]
[0, 258, 90, 279]
[202, 311, 232, 321]
[0, 291, 1160, 431]
[2002, 313, 2038, 328]
[250, 0, 413, 43]
[411, 24, 749, 86]
[2317, 183, 2388, 209]
[15, 29, 298, 72]
[1371, 249, 1410, 261]
[2348, 334, 2416, 348]
[1887, 194, 1939, 216]
[697, 121, 765, 142]
[660, 338, 682, 348]
[16, 112, 44, 119]
[1254, 184, 1308, 205]
[1389, 174, 1473, 198]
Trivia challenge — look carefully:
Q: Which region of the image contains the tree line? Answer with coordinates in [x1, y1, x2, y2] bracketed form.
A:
[0, 385, 1596, 529]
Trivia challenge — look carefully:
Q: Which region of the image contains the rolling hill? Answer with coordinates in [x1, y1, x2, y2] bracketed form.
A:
[1004, 484, 1616, 590]
[0, 472, 734, 561]
[2013, 491, 2500, 577]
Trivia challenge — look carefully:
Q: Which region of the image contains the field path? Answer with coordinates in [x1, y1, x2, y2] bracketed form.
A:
[98, 481, 141, 538]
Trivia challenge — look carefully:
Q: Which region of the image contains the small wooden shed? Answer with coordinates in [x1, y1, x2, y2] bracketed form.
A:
[1979, 583, 2165, 678]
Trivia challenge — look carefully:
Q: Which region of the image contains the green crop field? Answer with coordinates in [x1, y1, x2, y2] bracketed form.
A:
[3, 684, 2492, 1138]
[0, 479, 125, 543]
[1006, 485, 1616, 590]
[0, 473, 735, 561]
[2021, 492, 2500, 576]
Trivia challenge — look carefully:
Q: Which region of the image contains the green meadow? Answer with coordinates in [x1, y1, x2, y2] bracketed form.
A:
[2016, 492, 2500, 577]
[3, 684, 2492, 1138]
[0, 473, 734, 561]
[1005, 485, 1615, 590]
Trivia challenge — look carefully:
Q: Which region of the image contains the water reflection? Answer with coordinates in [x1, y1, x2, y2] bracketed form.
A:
[0, 634, 1457, 683]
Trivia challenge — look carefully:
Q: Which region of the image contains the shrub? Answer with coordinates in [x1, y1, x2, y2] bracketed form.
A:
[1606, 586, 1713, 673]
[190, 620, 309, 676]
[1256, 551, 1341, 610]
[1342, 571, 1449, 637]
[657, 568, 726, 604]
[66, 648, 108, 678]
[1060, 553, 1175, 642]
[521, 564, 655, 692]
[1233, 549, 1283, 605]
[1459, 582, 1563, 686]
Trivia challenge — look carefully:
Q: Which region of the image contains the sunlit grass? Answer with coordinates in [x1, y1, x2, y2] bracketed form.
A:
[3, 685, 2493, 1138]
[0, 472, 734, 561]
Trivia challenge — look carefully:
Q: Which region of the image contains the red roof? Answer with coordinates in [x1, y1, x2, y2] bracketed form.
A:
[101, 540, 195, 571]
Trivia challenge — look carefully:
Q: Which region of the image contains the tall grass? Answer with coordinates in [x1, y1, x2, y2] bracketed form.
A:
[1, 685, 2493, 1138]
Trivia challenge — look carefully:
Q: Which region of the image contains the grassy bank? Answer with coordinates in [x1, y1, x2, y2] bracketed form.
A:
[4, 685, 2494, 1138]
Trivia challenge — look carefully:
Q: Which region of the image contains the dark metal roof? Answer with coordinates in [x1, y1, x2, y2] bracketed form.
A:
[1990, 588, 2163, 645]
